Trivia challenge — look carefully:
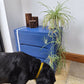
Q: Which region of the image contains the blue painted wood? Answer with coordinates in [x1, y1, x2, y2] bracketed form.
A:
[18, 31, 51, 49]
[20, 45, 49, 59]
[14, 26, 63, 72]
[16, 26, 49, 33]
[14, 26, 56, 62]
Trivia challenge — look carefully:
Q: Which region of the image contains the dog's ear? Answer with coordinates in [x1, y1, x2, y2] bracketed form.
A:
[47, 68, 56, 82]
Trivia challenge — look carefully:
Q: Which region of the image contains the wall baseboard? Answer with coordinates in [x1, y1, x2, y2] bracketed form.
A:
[64, 52, 84, 63]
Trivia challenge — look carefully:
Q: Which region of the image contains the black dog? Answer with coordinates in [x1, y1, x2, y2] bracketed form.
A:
[0, 52, 56, 84]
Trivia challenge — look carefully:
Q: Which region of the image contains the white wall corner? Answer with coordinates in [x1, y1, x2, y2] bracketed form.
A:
[0, 0, 13, 52]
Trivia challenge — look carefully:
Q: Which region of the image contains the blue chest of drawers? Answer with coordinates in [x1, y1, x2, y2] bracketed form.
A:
[14, 26, 56, 62]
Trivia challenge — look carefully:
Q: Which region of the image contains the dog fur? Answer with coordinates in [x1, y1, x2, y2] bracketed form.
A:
[0, 52, 56, 84]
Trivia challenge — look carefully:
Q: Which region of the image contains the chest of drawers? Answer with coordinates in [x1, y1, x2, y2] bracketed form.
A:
[14, 26, 58, 63]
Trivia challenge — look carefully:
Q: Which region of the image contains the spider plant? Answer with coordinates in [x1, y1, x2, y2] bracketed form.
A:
[40, 0, 72, 29]
[40, 0, 72, 72]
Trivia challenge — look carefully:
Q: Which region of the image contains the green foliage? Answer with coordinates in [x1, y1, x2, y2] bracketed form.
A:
[40, 0, 72, 72]
[39, 0, 72, 29]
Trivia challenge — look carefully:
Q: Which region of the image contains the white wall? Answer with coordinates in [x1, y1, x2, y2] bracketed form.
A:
[0, 0, 13, 52]
[63, 0, 84, 54]
[1, 0, 84, 54]
[21, 0, 84, 54]
[21, 0, 47, 26]
[4, 0, 24, 51]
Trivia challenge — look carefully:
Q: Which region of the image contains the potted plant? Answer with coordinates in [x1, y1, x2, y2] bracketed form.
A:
[40, 1, 72, 72]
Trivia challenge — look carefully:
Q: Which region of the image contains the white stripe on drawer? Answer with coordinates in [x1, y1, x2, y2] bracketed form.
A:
[16, 27, 25, 51]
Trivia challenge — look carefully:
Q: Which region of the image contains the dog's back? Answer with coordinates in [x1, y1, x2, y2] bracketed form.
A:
[0, 52, 56, 84]
[0, 52, 36, 83]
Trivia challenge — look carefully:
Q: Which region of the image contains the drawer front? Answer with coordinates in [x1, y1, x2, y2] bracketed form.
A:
[20, 45, 50, 59]
[18, 31, 51, 49]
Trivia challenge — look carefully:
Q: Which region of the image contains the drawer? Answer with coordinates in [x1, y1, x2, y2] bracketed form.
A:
[18, 31, 51, 49]
[20, 45, 50, 59]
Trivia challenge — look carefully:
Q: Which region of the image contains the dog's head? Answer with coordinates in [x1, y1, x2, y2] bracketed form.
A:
[46, 67, 56, 84]
[36, 63, 56, 84]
